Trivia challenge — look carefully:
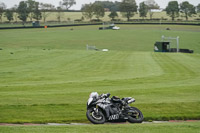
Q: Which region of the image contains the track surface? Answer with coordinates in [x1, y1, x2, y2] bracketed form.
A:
[0, 120, 199, 126]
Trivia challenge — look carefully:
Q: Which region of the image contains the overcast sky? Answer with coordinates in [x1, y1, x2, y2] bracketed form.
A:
[0, 0, 199, 10]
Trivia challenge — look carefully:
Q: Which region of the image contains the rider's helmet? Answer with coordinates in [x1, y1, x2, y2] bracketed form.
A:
[89, 92, 99, 99]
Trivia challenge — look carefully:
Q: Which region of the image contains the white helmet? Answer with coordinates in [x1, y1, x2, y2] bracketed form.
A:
[89, 92, 99, 99]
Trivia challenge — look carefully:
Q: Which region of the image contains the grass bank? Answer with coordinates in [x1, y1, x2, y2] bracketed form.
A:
[0, 25, 200, 123]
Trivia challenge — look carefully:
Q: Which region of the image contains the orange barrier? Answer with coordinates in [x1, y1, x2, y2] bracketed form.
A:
[44, 26, 47, 28]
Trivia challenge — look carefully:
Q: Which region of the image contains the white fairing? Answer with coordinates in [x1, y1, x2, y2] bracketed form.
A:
[87, 98, 93, 105]
[88, 92, 99, 106]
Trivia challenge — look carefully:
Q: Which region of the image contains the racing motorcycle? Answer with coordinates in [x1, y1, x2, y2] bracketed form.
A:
[86, 92, 143, 124]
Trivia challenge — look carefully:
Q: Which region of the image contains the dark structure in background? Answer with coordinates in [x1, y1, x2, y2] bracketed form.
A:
[154, 42, 170, 52]
[99, 23, 120, 30]
[154, 35, 193, 53]
[154, 41, 194, 53]
[32, 21, 40, 27]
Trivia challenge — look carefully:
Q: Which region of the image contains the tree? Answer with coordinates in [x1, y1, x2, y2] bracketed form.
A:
[120, 0, 138, 21]
[26, 0, 35, 21]
[33, 2, 41, 21]
[0, 2, 6, 22]
[4, 9, 13, 22]
[139, 2, 148, 19]
[56, 1, 64, 22]
[180, 1, 196, 21]
[93, 3, 105, 20]
[12, 5, 18, 22]
[82, 3, 94, 21]
[197, 4, 200, 13]
[108, 11, 118, 21]
[144, 0, 159, 19]
[61, 0, 76, 10]
[17, 1, 29, 24]
[56, 7, 62, 22]
[166, 1, 179, 21]
[93, 1, 121, 11]
[40, 3, 55, 23]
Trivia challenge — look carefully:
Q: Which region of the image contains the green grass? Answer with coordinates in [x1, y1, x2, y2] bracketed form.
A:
[0, 25, 200, 123]
[0, 122, 200, 133]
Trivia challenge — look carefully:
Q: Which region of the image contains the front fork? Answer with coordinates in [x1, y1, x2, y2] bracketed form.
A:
[93, 105, 99, 113]
[95, 105, 110, 118]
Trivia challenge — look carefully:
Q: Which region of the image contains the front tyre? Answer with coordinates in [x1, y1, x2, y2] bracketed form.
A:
[86, 108, 105, 124]
[127, 107, 143, 123]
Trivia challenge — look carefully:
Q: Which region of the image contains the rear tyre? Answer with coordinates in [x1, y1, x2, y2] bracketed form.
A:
[86, 108, 105, 124]
[127, 107, 143, 123]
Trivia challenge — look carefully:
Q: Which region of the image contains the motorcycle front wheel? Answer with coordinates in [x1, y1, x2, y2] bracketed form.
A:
[86, 108, 106, 124]
[127, 107, 144, 123]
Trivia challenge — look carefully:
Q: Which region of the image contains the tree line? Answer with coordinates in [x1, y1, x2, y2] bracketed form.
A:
[85, 0, 199, 21]
[0, 0, 200, 24]
[0, 0, 76, 24]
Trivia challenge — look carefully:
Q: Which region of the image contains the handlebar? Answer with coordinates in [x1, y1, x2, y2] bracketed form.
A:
[100, 93, 110, 98]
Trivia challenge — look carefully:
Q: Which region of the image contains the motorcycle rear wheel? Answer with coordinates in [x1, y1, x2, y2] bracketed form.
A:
[127, 107, 144, 123]
[86, 108, 106, 124]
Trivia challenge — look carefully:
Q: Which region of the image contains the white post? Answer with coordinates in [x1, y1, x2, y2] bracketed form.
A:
[86, 44, 88, 50]
[177, 36, 179, 52]
[161, 35, 164, 41]
[161, 35, 180, 53]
